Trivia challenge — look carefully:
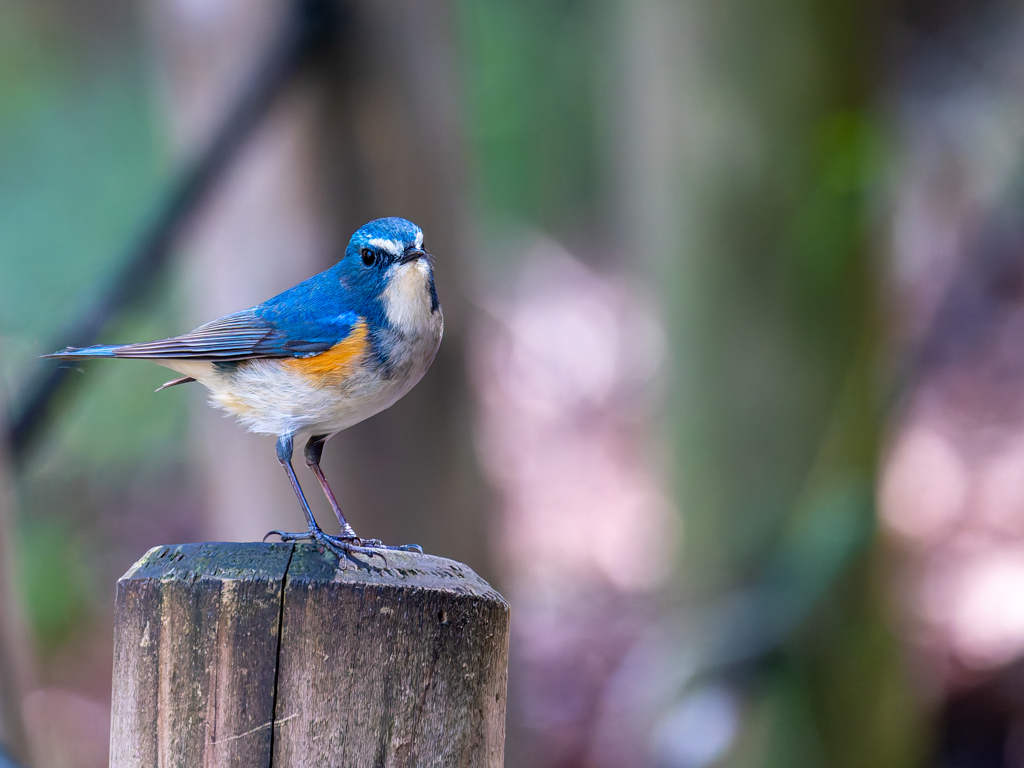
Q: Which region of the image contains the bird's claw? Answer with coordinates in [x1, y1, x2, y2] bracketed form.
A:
[393, 543, 424, 553]
[351, 537, 423, 553]
[263, 529, 309, 543]
[263, 528, 388, 564]
[263, 529, 423, 565]
[349, 538, 421, 553]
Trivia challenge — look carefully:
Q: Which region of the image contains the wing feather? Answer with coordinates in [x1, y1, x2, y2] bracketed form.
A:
[100, 312, 277, 360]
[47, 310, 340, 361]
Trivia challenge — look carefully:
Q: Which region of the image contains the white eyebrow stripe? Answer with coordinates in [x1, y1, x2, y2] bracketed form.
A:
[369, 238, 403, 257]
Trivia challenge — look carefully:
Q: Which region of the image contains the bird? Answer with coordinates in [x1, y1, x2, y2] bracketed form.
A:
[46, 217, 443, 561]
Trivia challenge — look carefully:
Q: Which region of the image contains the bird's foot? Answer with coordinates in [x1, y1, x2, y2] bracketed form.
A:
[263, 527, 386, 564]
[262, 529, 423, 562]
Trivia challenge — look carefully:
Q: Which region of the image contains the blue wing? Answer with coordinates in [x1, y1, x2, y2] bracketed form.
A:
[46, 307, 360, 362]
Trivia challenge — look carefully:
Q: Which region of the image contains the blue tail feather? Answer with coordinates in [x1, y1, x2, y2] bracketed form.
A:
[43, 344, 123, 359]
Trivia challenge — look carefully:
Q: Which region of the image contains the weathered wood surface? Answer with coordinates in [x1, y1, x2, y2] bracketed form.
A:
[110, 542, 509, 767]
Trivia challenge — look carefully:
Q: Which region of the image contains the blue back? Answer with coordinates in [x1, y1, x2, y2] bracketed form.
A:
[252, 217, 429, 354]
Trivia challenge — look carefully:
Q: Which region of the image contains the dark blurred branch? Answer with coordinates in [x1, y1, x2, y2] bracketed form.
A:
[0, 438, 31, 766]
[3, 0, 339, 467]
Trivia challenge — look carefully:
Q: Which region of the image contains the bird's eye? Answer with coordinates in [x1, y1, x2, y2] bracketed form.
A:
[360, 248, 376, 266]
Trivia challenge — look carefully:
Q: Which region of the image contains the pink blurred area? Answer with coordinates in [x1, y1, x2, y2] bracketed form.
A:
[470, 236, 677, 766]
[882, 1, 1024, 720]
[472, 237, 675, 595]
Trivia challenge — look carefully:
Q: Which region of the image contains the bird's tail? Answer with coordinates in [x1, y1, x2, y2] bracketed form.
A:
[44, 345, 198, 392]
[43, 344, 125, 360]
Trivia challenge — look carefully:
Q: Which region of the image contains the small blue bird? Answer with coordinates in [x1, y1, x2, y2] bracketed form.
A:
[47, 217, 443, 560]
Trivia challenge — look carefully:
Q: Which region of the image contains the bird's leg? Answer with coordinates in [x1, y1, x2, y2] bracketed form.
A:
[303, 435, 424, 554]
[303, 435, 358, 539]
[264, 434, 384, 562]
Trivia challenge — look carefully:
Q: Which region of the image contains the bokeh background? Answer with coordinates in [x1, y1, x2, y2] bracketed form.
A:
[3, 0, 1024, 766]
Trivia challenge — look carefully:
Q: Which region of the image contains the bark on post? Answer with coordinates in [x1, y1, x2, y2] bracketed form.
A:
[110, 542, 509, 767]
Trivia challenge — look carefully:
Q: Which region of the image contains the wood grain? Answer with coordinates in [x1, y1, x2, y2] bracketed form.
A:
[110, 542, 292, 767]
[110, 543, 509, 767]
[272, 547, 510, 766]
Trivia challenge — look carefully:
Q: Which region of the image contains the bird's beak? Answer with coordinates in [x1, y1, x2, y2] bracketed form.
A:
[399, 248, 426, 264]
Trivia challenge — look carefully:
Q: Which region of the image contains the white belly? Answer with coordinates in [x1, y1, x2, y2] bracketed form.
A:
[163, 311, 443, 439]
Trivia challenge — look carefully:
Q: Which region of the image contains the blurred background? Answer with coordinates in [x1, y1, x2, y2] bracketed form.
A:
[3, 0, 1024, 766]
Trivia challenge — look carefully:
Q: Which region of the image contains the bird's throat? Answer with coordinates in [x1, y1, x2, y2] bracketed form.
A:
[382, 260, 436, 333]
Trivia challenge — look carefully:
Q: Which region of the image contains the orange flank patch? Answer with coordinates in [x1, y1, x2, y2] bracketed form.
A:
[283, 320, 370, 386]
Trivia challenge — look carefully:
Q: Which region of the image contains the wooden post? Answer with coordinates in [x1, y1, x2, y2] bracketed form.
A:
[110, 542, 509, 767]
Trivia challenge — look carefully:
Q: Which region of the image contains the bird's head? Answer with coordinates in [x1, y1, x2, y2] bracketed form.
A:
[338, 217, 440, 330]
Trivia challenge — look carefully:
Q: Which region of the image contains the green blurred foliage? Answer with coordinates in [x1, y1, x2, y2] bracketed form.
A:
[663, 0, 923, 764]
[0, 2, 183, 649]
[14, 516, 97, 651]
[0, 15, 168, 380]
[458, 0, 606, 233]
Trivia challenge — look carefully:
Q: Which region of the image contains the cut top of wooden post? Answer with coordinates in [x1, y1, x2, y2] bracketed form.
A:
[110, 542, 509, 768]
